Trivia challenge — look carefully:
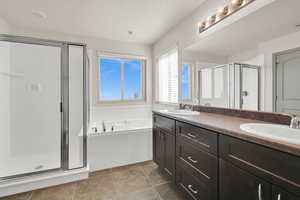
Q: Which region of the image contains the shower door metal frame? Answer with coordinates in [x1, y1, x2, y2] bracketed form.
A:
[0, 34, 88, 181]
[238, 63, 261, 111]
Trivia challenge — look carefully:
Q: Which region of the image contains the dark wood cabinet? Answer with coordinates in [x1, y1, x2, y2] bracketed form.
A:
[177, 122, 218, 155]
[220, 159, 271, 200]
[163, 129, 175, 179]
[153, 127, 164, 167]
[153, 115, 176, 182]
[153, 113, 300, 200]
[272, 186, 300, 200]
[219, 135, 300, 197]
[176, 121, 218, 199]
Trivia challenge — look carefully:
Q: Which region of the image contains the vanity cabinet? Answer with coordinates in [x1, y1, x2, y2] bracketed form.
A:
[176, 122, 218, 200]
[220, 159, 271, 200]
[153, 115, 176, 182]
[272, 186, 300, 200]
[152, 113, 300, 200]
[219, 135, 300, 198]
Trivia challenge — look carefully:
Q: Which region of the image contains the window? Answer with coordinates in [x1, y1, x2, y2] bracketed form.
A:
[98, 57, 145, 102]
[157, 50, 178, 103]
[200, 68, 213, 99]
[199, 66, 226, 99]
[181, 64, 192, 100]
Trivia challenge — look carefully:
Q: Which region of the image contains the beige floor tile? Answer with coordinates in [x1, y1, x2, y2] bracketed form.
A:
[142, 163, 170, 186]
[114, 173, 152, 195]
[111, 165, 145, 182]
[116, 188, 162, 200]
[155, 183, 185, 200]
[31, 183, 76, 200]
[74, 175, 116, 200]
[0, 192, 32, 200]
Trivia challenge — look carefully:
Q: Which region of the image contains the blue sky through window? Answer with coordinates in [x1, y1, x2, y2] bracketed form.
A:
[99, 58, 122, 100]
[124, 60, 141, 100]
[99, 58, 142, 101]
[181, 65, 190, 99]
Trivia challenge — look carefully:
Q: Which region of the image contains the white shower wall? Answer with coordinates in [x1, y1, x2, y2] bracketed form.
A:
[0, 41, 62, 178]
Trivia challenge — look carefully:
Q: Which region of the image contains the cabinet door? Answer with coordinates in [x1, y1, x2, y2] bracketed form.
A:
[272, 186, 300, 200]
[220, 159, 271, 200]
[163, 130, 175, 181]
[153, 127, 164, 168]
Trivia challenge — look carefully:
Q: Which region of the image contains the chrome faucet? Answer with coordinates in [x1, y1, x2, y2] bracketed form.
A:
[102, 120, 106, 132]
[179, 103, 193, 111]
[290, 116, 300, 129]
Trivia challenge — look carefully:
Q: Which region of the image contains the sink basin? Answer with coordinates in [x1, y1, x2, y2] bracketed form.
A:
[240, 123, 300, 145]
[161, 109, 199, 116]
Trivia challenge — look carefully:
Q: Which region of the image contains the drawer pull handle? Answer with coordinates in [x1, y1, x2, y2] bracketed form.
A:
[258, 184, 262, 200]
[187, 133, 196, 138]
[188, 184, 198, 194]
[277, 194, 281, 200]
[187, 156, 198, 163]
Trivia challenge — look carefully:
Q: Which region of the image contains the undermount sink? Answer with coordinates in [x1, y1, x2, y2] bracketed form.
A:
[161, 109, 199, 116]
[240, 123, 300, 145]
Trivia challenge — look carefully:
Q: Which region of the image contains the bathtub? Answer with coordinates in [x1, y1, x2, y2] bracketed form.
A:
[87, 119, 153, 171]
[88, 119, 152, 136]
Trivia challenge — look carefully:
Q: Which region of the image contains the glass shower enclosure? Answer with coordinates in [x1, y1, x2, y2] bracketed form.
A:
[0, 35, 88, 180]
[198, 63, 260, 111]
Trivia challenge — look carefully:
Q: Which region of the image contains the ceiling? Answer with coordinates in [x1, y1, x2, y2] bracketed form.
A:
[186, 0, 300, 56]
[0, 0, 205, 44]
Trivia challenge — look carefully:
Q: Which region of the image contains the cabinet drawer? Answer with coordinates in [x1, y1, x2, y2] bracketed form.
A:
[177, 139, 218, 186]
[153, 115, 175, 133]
[177, 162, 217, 200]
[177, 122, 218, 155]
[220, 135, 300, 196]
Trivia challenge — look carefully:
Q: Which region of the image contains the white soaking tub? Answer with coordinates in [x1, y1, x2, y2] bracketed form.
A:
[88, 119, 152, 136]
[87, 119, 153, 171]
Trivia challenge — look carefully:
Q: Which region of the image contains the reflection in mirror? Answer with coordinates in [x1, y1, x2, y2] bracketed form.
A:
[181, 0, 300, 115]
[198, 63, 259, 110]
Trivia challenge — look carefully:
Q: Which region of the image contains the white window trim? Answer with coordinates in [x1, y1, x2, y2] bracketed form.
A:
[93, 54, 147, 105]
[198, 65, 228, 100]
[155, 48, 179, 105]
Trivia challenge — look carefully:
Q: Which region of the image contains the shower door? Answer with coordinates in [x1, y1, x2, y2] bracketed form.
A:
[0, 40, 62, 178]
[240, 65, 260, 111]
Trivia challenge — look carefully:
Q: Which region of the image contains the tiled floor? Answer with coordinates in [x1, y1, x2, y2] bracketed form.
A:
[1, 161, 186, 200]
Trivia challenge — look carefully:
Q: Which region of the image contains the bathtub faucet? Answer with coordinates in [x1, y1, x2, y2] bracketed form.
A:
[102, 120, 106, 132]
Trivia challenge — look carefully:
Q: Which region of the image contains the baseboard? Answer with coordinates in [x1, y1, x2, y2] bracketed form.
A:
[0, 167, 89, 198]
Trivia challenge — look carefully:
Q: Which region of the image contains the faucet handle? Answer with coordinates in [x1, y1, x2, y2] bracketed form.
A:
[290, 116, 300, 129]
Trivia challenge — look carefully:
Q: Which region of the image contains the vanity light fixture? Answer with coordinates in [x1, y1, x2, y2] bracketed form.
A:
[216, 6, 228, 21]
[197, 0, 255, 33]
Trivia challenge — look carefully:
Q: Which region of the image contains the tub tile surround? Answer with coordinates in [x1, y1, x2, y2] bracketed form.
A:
[0, 161, 184, 200]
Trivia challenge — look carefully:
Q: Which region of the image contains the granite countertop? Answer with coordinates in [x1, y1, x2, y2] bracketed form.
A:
[153, 110, 300, 157]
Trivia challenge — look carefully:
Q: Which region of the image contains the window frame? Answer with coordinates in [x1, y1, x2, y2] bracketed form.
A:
[94, 55, 146, 104]
[198, 65, 228, 100]
[155, 49, 179, 105]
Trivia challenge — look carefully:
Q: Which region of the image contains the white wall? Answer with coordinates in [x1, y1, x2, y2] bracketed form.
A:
[0, 17, 9, 34]
[0, 17, 11, 173]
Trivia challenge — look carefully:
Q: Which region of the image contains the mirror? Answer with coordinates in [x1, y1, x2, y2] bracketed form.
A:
[181, 0, 300, 115]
